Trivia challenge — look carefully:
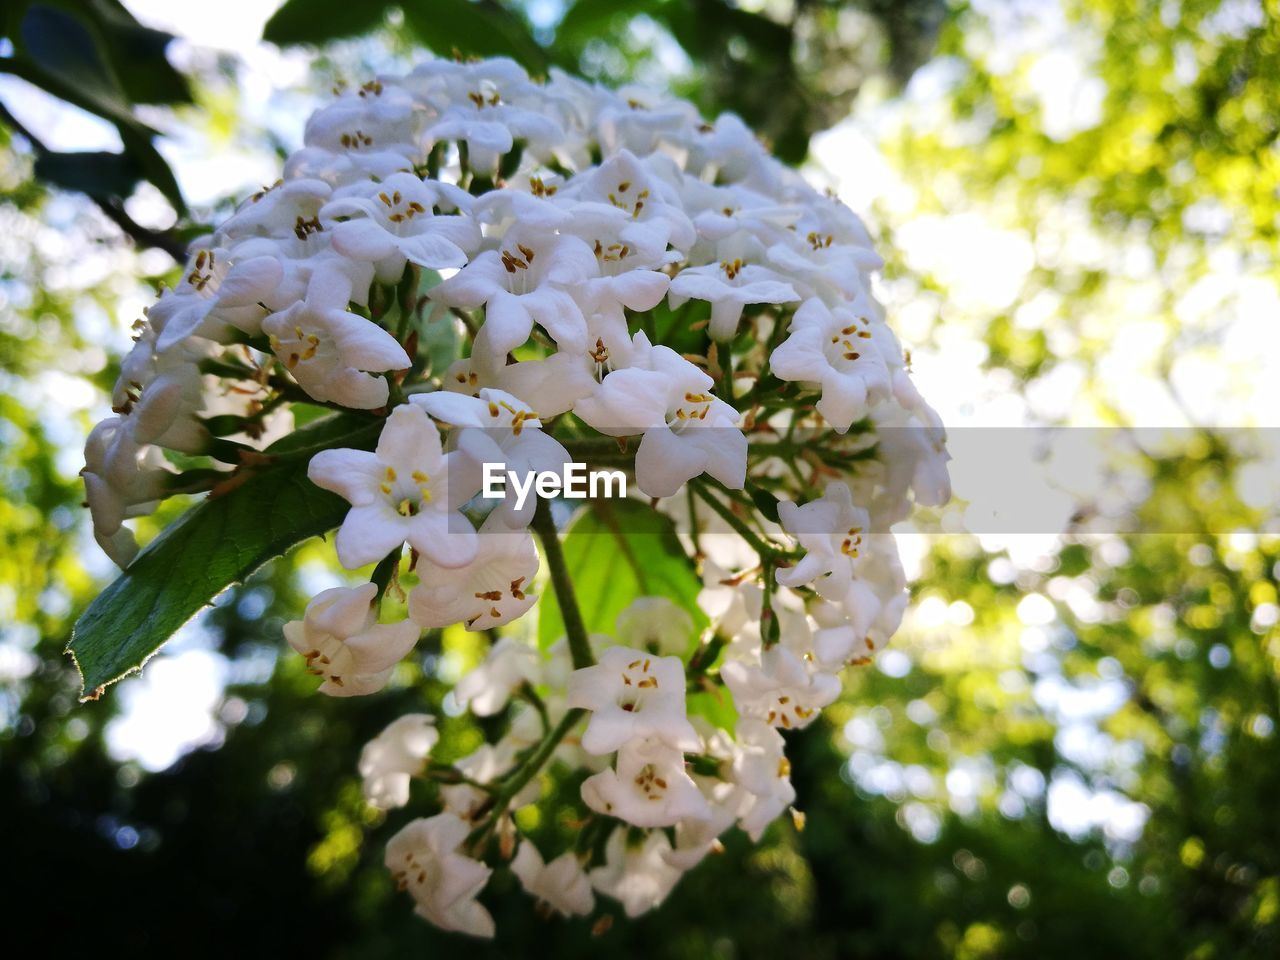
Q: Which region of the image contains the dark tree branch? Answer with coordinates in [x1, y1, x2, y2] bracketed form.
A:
[0, 101, 187, 261]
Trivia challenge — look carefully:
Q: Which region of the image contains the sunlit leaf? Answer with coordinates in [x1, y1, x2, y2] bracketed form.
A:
[537, 498, 707, 651]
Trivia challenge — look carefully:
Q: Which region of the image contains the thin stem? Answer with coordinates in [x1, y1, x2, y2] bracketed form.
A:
[691, 479, 782, 560]
[516, 682, 551, 734]
[424, 762, 500, 793]
[721, 343, 735, 404]
[0, 102, 188, 260]
[462, 497, 597, 852]
[466, 707, 586, 848]
[686, 485, 703, 561]
[531, 497, 595, 670]
[561, 437, 631, 457]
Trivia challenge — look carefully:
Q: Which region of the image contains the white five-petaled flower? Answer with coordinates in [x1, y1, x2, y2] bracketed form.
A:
[308, 404, 480, 569]
[412, 386, 570, 524]
[303, 79, 423, 159]
[573, 331, 746, 498]
[386, 813, 495, 938]
[775, 480, 874, 602]
[284, 583, 419, 697]
[731, 718, 797, 841]
[263, 271, 410, 409]
[324, 172, 480, 283]
[581, 737, 711, 827]
[439, 740, 541, 819]
[615, 596, 696, 657]
[668, 253, 799, 340]
[559, 149, 696, 254]
[566, 645, 700, 755]
[588, 828, 686, 918]
[721, 645, 840, 731]
[151, 246, 285, 350]
[359, 713, 439, 809]
[452, 636, 541, 716]
[769, 296, 894, 433]
[412, 57, 566, 172]
[409, 512, 540, 633]
[430, 225, 596, 363]
[510, 843, 595, 918]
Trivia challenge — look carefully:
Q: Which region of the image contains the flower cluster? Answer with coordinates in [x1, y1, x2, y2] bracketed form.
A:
[84, 56, 948, 935]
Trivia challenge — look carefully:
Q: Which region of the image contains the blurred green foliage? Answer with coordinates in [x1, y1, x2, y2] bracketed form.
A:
[3, 1, 1279, 958]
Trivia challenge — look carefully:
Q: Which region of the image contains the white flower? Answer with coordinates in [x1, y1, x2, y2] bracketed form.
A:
[471, 172, 573, 231]
[581, 737, 711, 827]
[593, 85, 701, 158]
[411, 57, 565, 171]
[566, 645, 700, 754]
[775, 480, 872, 601]
[731, 718, 796, 841]
[510, 843, 594, 917]
[665, 763, 742, 870]
[684, 112, 769, 183]
[83, 413, 176, 567]
[409, 511, 539, 633]
[721, 645, 840, 730]
[308, 404, 480, 569]
[559, 149, 696, 253]
[324, 172, 480, 283]
[439, 741, 540, 818]
[872, 399, 953, 513]
[263, 271, 410, 409]
[453, 637, 541, 716]
[589, 828, 685, 918]
[219, 177, 333, 244]
[283, 583, 419, 696]
[359, 714, 439, 809]
[386, 813, 495, 938]
[151, 247, 285, 350]
[668, 255, 799, 340]
[615, 596, 696, 657]
[412, 387, 570, 524]
[430, 225, 596, 363]
[764, 225, 882, 304]
[807, 534, 908, 663]
[769, 296, 893, 433]
[441, 349, 597, 419]
[303, 79, 422, 158]
[696, 557, 763, 647]
[573, 332, 746, 498]
[682, 179, 795, 244]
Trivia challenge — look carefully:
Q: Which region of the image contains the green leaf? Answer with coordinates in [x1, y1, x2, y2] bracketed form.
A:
[17, 4, 135, 124]
[687, 686, 738, 732]
[537, 499, 707, 654]
[553, 0, 653, 52]
[67, 413, 381, 698]
[33, 150, 141, 198]
[401, 0, 547, 73]
[117, 123, 186, 214]
[5, 5, 188, 212]
[92, 0, 192, 105]
[263, 0, 392, 46]
[747, 480, 781, 524]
